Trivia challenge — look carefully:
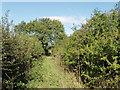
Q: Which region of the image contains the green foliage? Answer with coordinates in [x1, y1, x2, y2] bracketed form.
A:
[15, 18, 66, 55]
[2, 32, 44, 89]
[1, 12, 44, 89]
[53, 9, 120, 88]
[26, 56, 81, 88]
[2, 6, 120, 89]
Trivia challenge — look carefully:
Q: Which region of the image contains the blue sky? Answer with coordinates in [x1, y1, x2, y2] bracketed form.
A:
[2, 2, 116, 35]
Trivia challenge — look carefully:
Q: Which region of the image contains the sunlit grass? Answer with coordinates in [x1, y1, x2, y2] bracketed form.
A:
[26, 56, 82, 88]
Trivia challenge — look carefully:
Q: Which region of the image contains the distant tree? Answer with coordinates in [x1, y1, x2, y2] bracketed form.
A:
[15, 18, 67, 55]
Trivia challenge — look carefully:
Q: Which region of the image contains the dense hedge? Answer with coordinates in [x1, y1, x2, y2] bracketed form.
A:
[53, 9, 120, 88]
[2, 32, 44, 89]
[1, 12, 44, 89]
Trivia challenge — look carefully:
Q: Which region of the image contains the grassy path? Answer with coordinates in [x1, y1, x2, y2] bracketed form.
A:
[26, 56, 82, 88]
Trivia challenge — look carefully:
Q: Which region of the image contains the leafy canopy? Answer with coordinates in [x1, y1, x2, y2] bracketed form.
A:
[15, 18, 67, 55]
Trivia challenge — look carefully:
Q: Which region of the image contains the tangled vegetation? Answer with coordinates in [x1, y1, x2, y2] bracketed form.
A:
[53, 9, 120, 88]
[1, 5, 120, 89]
[1, 10, 66, 89]
[2, 11, 45, 89]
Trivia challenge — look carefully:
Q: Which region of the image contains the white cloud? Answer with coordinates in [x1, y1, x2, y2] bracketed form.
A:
[39, 16, 87, 25]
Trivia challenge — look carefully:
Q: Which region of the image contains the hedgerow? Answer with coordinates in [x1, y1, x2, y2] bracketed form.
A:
[1, 11, 44, 89]
[53, 9, 120, 88]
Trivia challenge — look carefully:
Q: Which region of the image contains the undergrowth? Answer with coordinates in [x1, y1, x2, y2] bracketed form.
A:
[26, 56, 82, 88]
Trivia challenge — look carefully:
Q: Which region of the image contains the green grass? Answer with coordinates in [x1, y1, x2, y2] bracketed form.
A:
[26, 56, 82, 88]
